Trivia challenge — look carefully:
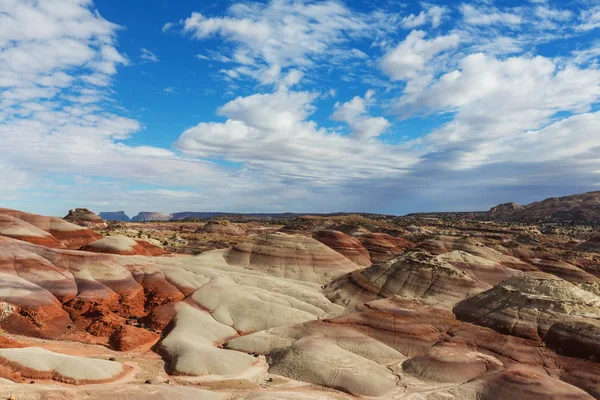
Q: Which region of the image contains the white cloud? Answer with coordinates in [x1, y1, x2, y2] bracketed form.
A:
[141, 48, 160, 62]
[577, 6, 600, 31]
[397, 54, 600, 120]
[171, 0, 392, 86]
[379, 30, 460, 81]
[175, 89, 417, 183]
[331, 90, 390, 140]
[401, 4, 449, 29]
[393, 53, 600, 173]
[0, 0, 250, 203]
[460, 4, 522, 26]
[4, 0, 600, 214]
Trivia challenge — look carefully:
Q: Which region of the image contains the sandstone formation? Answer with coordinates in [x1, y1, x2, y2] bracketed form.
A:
[0, 213, 62, 248]
[223, 232, 358, 284]
[325, 249, 520, 309]
[81, 235, 166, 256]
[131, 212, 171, 222]
[227, 297, 599, 398]
[196, 220, 246, 236]
[418, 236, 535, 271]
[454, 272, 600, 358]
[530, 258, 598, 284]
[0, 207, 598, 399]
[64, 208, 107, 228]
[98, 211, 131, 222]
[312, 230, 372, 266]
[357, 232, 415, 263]
[0, 209, 101, 249]
[0, 347, 126, 384]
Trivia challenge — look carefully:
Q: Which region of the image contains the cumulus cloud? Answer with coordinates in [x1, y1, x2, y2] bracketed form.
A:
[175, 89, 417, 183]
[0, 0, 254, 205]
[331, 90, 390, 140]
[379, 30, 460, 81]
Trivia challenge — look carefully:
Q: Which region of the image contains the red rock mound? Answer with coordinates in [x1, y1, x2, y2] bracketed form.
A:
[224, 232, 359, 283]
[0, 209, 101, 249]
[227, 297, 600, 398]
[357, 233, 415, 263]
[312, 230, 371, 266]
[81, 236, 166, 256]
[0, 214, 63, 248]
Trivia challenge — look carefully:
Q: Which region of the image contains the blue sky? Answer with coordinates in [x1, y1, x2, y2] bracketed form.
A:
[1, 0, 599, 216]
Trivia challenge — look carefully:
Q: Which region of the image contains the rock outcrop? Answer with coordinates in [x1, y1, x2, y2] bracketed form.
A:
[418, 236, 535, 271]
[325, 249, 521, 309]
[64, 208, 107, 228]
[454, 272, 600, 358]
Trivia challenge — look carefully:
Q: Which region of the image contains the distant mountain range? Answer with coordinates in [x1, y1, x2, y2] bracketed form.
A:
[98, 191, 600, 224]
[98, 211, 392, 222]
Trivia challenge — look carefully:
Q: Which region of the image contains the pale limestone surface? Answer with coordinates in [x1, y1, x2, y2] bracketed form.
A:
[84, 235, 138, 252]
[0, 347, 124, 382]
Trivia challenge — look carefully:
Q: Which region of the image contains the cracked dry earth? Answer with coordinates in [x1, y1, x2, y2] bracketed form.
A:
[0, 208, 598, 399]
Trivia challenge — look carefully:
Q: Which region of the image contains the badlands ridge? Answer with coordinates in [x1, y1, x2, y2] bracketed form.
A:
[0, 204, 598, 399]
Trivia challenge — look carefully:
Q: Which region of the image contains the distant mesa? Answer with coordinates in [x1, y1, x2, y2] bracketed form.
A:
[98, 211, 131, 222]
[131, 212, 172, 222]
[64, 208, 107, 228]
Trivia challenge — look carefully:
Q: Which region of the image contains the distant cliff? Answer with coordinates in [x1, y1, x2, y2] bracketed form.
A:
[131, 212, 172, 222]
